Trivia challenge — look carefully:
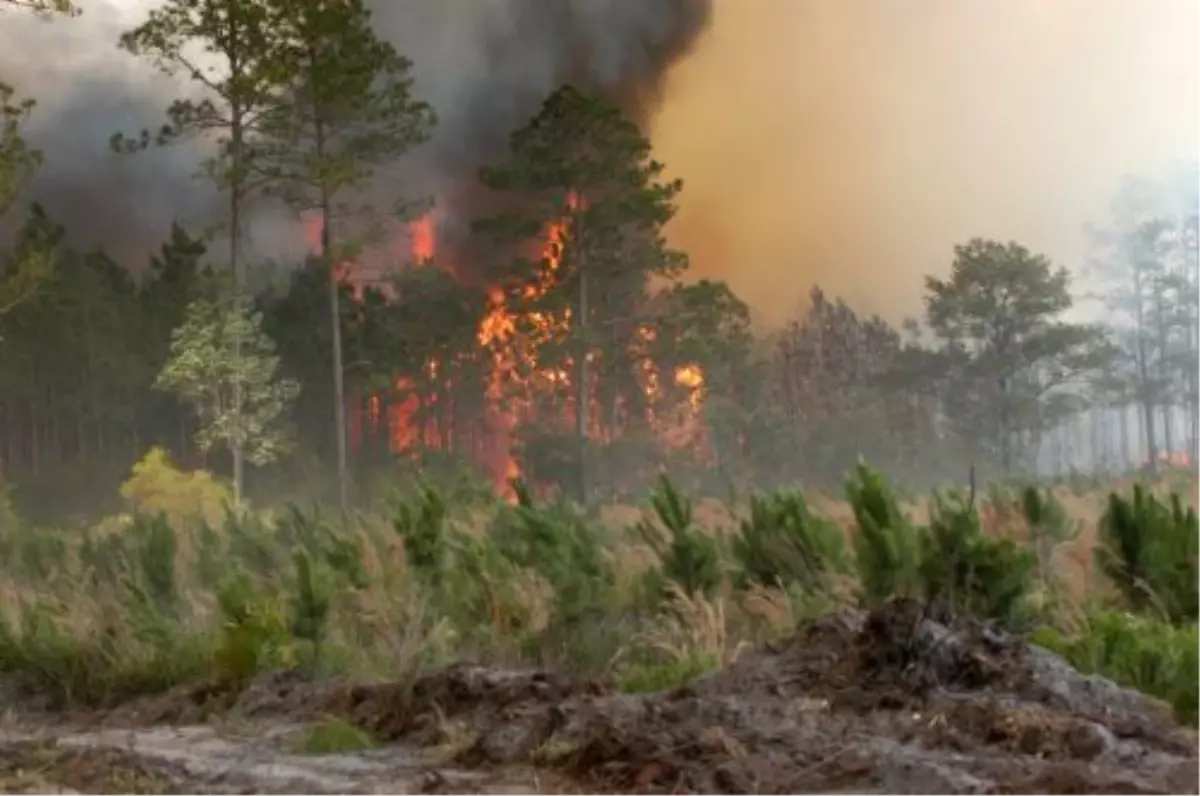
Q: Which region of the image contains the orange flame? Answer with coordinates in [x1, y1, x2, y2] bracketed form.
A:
[409, 215, 435, 263]
[349, 192, 711, 495]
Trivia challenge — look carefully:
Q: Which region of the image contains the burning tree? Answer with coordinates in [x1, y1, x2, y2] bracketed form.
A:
[473, 84, 690, 502]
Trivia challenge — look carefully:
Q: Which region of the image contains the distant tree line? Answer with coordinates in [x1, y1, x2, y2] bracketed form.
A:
[0, 0, 1195, 520]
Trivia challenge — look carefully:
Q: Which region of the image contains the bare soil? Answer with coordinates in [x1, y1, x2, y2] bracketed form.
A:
[3, 600, 1196, 794]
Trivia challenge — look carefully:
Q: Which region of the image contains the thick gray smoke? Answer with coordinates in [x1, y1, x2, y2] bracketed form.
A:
[0, 0, 711, 265]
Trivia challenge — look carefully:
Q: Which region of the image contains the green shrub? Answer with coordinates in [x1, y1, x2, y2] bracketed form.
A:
[0, 597, 209, 708]
[637, 476, 722, 599]
[213, 569, 292, 683]
[127, 513, 179, 611]
[846, 463, 920, 604]
[616, 652, 718, 694]
[296, 717, 376, 754]
[732, 489, 848, 591]
[1019, 486, 1079, 585]
[919, 492, 1036, 627]
[390, 486, 450, 580]
[1032, 610, 1199, 726]
[289, 550, 333, 672]
[491, 490, 613, 626]
[1096, 485, 1198, 624]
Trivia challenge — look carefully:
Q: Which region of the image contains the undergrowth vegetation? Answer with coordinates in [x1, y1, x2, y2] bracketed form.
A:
[0, 451, 1195, 726]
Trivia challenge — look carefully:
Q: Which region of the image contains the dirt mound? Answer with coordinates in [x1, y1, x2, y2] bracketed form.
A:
[66, 600, 1197, 793]
[326, 601, 1197, 794]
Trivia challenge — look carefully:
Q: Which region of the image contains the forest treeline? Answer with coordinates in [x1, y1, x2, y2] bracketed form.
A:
[0, 0, 1197, 520]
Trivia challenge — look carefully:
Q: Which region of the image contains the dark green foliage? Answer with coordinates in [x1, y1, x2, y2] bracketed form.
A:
[491, 496, 612, 624]
[919, 493, 1036, 628]
[1032, 610, 1199, 726]
[1020, 485, 1079, 582]
[846, 463, 920, 604]
[214, 569, 289, 683]
[289, 550, 332, 671]
[0, 597, 209, 708]
[1096, 485, 1198, 623]
[489, 494, 620, 671]
[225, 508, 280, 577]
[128, 513, 178, 610]
[616, 652, 719, 694]
[847, 466, 1036, 626]
[390, 486, 449, 580]
[277, 506, 368, 589]
[637, 476, 722, 599]
[732, 489, 848, 590]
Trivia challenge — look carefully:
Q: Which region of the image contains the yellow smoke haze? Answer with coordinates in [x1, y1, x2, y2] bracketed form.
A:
[652, 0, 1199, 327]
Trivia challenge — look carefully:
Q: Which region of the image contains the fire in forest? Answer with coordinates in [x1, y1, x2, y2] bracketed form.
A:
[309, 199, 708, 492]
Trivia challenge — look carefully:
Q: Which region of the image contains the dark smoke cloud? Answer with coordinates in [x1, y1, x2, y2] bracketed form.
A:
[0, 0, 711, 266]
[0, 1, 217, 261]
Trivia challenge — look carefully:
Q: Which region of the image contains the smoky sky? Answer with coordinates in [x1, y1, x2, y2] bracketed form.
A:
[1, 0, 1196, 326]
[0, 0, 711, 267]
[651, 0, 1199, 326]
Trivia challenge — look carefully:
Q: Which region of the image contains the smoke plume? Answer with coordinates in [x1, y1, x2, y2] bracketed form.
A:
[1, 0, 1195, 326]
[1, 0, 712, 266]
[651, 0, 1199, 325]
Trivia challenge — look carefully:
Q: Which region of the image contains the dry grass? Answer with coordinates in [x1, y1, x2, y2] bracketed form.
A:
[0, 471, 1190, 708]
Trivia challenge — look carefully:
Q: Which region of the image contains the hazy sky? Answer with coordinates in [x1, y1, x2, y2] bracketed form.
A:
[4, 0, 1198, 329]
[652, 0, 1199, 326]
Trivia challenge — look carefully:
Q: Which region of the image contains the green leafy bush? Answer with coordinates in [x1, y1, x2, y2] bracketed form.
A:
[390, 486, 450, 580]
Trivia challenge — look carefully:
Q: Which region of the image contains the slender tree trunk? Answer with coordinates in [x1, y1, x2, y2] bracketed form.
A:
[320, 183, 349, 515]
[232, 443, 244, 505]
[575, 257, 589, 505]
[227, 2, 248, 507]
[1133, 266, 1157, 473]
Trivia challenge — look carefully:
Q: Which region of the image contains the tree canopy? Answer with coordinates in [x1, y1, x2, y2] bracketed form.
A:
[0, 2, 1192, 519]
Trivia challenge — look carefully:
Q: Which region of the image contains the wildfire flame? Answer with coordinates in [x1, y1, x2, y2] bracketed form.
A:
[312, 194, 708, 493]
[409, 215, 435, 263]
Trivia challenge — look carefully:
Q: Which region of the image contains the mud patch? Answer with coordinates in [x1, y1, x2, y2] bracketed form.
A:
[325, 601, 1198, 793]
[0, 739, 186, 794]
[0, 724, 573, 794]
[25, 600, 1198, 794]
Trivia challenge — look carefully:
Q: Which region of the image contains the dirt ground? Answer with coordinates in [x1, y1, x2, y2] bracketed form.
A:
[2, 600, 1196, 794]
